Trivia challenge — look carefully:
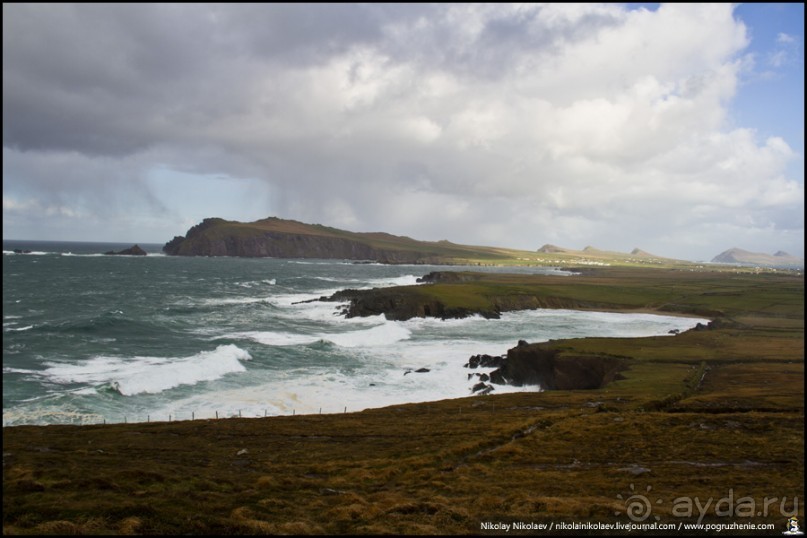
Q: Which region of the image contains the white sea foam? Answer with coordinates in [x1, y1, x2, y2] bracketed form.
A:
[39, 344, 252, 396]
[144, 345, 534, 421]
[235, 279, 277, 288]
[365, 274, 421, 287]
[266, 292, 355, 324]
[3, 250, 50, 256]
[3, 407, 105, 427]
[3, 367, 39, 374]
[224, 321, 411, 348]
[323, 322, 411, 347]
[202, 296, 274, 306]
[269, 290, 342, 306]
[224, 331, 321, 347]
[309, 274, 420, 288]
[4, 325, 34, 332]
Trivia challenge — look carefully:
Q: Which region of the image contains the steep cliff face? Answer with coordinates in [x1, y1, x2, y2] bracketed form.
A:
[167, 231, 400, 260]
[464, 341, 628, 391]
[327, 287, 494, 321]
[489, 343, 627, 390]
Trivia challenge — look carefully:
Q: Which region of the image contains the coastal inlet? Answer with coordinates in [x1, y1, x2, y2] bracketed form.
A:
[3, 244, 708, 425]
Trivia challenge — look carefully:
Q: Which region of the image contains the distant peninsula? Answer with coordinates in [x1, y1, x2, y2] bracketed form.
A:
[162, 217, 516, 264]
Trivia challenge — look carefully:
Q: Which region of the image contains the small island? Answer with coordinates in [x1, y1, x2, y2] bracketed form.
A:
[104, 244, 147, 256]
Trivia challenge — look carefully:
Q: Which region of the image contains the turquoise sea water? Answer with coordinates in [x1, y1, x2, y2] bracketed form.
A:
[3, 240, 708, 426]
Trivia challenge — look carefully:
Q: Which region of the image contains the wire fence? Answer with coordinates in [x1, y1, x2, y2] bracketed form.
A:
[5, 402, 493, 427]
[96, 405, 356, 425]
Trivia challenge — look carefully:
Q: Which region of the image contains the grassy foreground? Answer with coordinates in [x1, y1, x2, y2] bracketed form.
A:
[3, 267, 804, 535]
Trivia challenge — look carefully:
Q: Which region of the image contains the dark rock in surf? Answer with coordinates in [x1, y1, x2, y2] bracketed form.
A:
[105, 244, 147, 256]
[404, 368, 431, 376]
[472, 382, 495, 395]
[465, 354, 505, 369]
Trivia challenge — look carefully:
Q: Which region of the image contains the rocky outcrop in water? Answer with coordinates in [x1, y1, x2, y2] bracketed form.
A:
[104, 245, 147, 256]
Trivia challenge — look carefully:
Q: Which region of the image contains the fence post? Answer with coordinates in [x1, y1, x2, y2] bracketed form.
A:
[239, 409, 242, 417]
[169, 414, 171, 422]
[216, 410, 219, 419]
[192, 411, 195, 420]
[344, 406, 347, 414]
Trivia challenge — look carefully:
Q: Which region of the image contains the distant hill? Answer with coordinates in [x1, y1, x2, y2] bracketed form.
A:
[630, 248, 659, 257]
[711, 248, 804, 268]
[537, 244, 668, 261]
[537, 244, 569, 253]
[162, 217, 516, 264]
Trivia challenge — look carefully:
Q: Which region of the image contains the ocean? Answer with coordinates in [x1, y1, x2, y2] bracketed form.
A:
[3, 240, 709, 426]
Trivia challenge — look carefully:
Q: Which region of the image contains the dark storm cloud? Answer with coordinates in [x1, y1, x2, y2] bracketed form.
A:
[212, 4, 386, 63]
[2, 4, 430, 156]
[0, 4, 618, 156]
[3, 4, 212, 155]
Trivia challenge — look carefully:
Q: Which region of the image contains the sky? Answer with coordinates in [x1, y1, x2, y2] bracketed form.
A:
[3, 3, 804, 261]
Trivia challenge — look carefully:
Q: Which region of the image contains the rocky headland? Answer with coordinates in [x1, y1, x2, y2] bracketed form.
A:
[321, 269, 730, 394]
[465, 340, 628, 395]
[162, 217, 513, 264]
[322, 271, 622, 321]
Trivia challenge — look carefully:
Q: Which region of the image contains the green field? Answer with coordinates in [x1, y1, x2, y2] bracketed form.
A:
[3, 266, 803, 534]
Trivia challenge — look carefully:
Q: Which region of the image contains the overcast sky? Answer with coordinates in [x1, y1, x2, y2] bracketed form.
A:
[3, 3, 804, 261]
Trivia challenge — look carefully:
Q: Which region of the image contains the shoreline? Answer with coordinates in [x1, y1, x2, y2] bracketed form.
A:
[3, 307, 710, 429]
